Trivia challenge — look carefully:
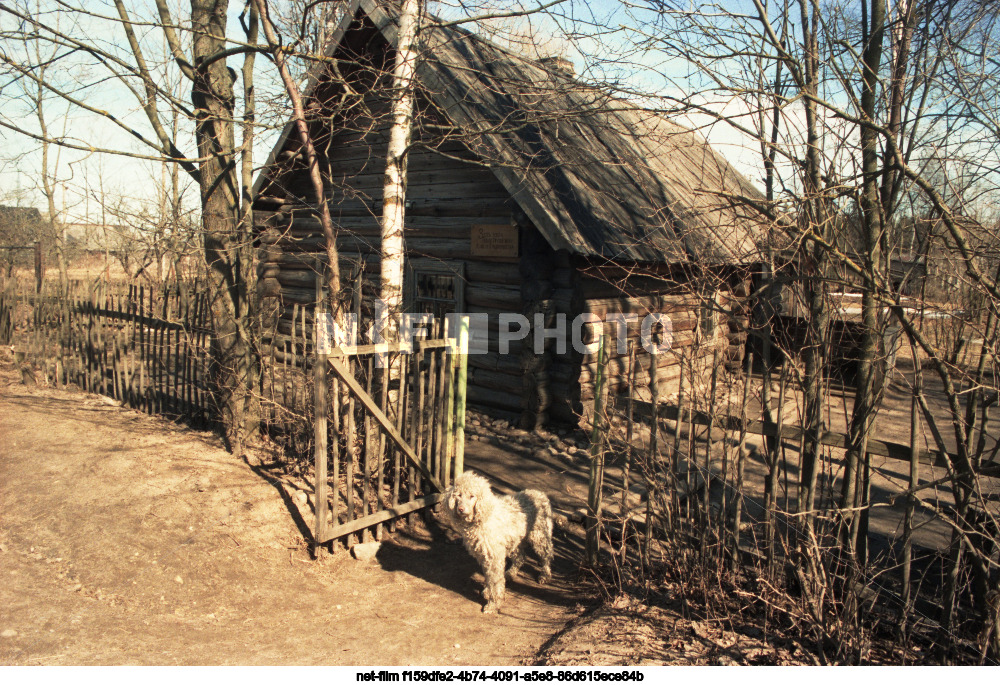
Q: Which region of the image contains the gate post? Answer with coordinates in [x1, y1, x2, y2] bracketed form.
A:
[452, 315, 469, 478]
[313, 271, 329, 559]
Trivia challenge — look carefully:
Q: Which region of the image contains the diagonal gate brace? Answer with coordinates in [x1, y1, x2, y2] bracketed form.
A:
[327, 356, 444, 494]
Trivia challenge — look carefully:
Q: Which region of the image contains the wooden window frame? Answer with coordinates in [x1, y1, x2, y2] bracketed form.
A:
[404, 258, 466, 314]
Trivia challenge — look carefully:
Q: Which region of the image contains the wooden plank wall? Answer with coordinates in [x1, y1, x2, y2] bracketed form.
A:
[254, 95, 752, 429]
[256, 108, 523, 422]
[546, 263, 751, 425]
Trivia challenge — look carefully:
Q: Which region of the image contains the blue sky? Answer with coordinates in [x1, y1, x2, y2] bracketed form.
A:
[7, 0, 984, 227]
[0, 0, 781, 224]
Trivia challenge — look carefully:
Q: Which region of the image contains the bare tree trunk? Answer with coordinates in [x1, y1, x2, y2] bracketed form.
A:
[240, 0, 262, 452]
[795, 0, 829, 534]
[841, 0, 887, 565]
[755, 31, 785, 522]
[191, 0, 258, 455]
[380, 0, 422, 338]
[254, 0, 342, 311]
[878, 0, 917, 217]
[376, 0, 422, 432]
[987, 589, 1000, 664]
[34, 60, 69, 294]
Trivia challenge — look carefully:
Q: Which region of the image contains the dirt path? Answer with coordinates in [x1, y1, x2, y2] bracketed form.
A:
[0, 371, 583, 665]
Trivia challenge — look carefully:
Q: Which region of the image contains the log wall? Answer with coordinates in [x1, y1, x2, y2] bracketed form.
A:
[255, 100, 753, 429]
[255, 105, 523, 418]
[544, 263, 751, 425]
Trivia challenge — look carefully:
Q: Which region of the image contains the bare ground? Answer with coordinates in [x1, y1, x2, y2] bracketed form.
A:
[0, 355, 835, 667]
[4, 341, 993, 665]
[0, 362, 586, 665]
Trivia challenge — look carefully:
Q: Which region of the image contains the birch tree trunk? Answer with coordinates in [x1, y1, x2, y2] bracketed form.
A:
[380, 0, 422, 340]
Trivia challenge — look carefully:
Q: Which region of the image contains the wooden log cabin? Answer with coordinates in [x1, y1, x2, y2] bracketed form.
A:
[253, 0, 774, 428]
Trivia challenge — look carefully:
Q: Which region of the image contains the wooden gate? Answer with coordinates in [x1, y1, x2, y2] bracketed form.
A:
[309, 297, 469, 553]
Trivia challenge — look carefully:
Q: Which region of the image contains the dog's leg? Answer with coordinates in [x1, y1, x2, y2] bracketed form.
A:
[482, 554, 506, 614]
[507, 542, 528, 579]
[530, 525, 553, 584]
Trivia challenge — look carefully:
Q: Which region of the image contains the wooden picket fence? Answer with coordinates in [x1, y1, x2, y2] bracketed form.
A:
[259, 300, 316, 455]
[307, 273, 470, 551]
[254, 267, 471, 550]
[305, 336, 467, 552]
[2, 270, 469, 552]
[1, 277, 215, 424]
[582, 337, 1000, 654]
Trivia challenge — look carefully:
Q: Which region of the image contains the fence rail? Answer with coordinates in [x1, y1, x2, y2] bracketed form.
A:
[623, 396, 960, 470]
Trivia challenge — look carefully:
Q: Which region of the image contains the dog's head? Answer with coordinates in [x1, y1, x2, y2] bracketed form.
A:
[444, 471, 493, 525]
[446, 488, 477, 523]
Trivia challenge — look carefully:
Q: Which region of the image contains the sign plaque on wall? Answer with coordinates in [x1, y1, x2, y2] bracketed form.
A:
[471, 224, 519, 258]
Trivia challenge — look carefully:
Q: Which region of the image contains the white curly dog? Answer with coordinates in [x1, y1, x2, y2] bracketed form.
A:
[443, 470, 554, 613]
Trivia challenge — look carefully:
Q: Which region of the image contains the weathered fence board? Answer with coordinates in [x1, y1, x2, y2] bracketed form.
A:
[1, 278, 215, 426]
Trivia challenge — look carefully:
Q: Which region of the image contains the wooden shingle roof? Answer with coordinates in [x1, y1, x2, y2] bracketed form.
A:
[259, 0, 773, 265]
